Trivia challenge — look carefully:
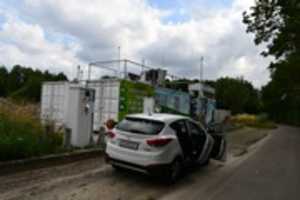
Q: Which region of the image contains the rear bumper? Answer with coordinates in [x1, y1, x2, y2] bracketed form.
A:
[105, 153, 170, 176]
[105, 141, 174, 166]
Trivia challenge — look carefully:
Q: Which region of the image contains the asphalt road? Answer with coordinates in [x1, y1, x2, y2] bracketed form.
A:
[209, 125, 300, 200]
[1, 125, 299, 200]
[163, 125, 300, 200]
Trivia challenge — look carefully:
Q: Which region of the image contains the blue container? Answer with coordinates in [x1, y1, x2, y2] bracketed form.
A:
[155, 87, 190, 115]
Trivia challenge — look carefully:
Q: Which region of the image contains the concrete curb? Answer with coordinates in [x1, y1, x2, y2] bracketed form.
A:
[0, 148, 104, 176]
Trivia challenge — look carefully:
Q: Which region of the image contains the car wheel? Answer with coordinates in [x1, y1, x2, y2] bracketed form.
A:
[167, 158, 182, 183]
[201, 156, 210, 166]
[112, 164, 123, 171]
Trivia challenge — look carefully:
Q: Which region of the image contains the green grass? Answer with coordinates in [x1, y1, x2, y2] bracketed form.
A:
[0, 100, 63, 161]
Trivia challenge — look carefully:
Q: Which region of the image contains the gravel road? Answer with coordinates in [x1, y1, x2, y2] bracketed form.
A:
[1, 125, 297, 200]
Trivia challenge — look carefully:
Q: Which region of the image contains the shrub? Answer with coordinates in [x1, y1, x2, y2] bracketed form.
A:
[0, 100, 63, 161]
[231, 114, 277, 129]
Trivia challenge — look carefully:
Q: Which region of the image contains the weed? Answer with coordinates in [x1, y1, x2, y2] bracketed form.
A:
[0, 100, 63, 161]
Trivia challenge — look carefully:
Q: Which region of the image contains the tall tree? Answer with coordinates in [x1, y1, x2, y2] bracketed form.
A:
[7, 65, 25, 94]
[1, 65, 68, 102]
[243, 0, 300, 125]
[0, 66, 8, 97]
[215, 77, 261, 114]
[243, 0, 300, 58]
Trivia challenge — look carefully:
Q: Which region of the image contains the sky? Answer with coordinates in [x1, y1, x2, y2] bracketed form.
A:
[0, 0, 272, 88]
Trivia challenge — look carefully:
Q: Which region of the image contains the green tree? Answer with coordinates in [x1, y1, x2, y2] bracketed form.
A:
[1, 65, 68, 102]
[243, 0, 300, 58]
[215, 77, 261, 114]
[10, 67, 68, 102]
[0, 66, 8, 97]
[7, 65, 25, 94]
[243, 0, 300, 125]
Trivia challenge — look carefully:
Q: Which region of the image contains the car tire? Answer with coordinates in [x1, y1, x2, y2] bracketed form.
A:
[112, 164, 123, 171]
[201, 156, 210, 166]
[166, 158, 183, 183]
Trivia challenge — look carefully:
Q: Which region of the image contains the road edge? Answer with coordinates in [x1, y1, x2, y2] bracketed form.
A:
[0, 148, 103, 176]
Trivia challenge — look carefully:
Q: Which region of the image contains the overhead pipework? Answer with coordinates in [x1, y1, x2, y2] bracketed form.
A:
[88, 59, 182, 84]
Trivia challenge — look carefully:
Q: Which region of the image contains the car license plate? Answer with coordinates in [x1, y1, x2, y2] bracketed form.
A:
[119, 140, 139, 150]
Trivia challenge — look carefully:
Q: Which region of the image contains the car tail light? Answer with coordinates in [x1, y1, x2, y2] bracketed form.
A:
[106, 131, 116, 139]
[146, 138, 173, 147]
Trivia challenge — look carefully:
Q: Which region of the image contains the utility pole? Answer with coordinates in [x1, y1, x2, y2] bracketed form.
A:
[142, 59, 145, 77]
[77, 65, 81, 82]
[124, 59, 128, 80]
[200, 56, 204, 82]
[88, 64, 92, 82]
[118, 46, 121, 78]
[199, 56, 204, 124]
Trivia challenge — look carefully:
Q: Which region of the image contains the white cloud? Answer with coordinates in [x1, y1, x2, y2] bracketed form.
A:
[0, 15, 81, 77]
[21, 0, 163, 61]
[0, 0, 271, 87]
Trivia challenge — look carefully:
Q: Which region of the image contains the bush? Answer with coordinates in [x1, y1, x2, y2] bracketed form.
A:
[0, 100, 63, 161]
[231, 114, 277, 129]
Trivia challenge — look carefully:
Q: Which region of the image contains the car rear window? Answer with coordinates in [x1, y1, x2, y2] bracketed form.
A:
[115, 117, 165, 135]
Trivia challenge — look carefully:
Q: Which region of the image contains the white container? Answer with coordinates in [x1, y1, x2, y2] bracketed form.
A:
[66, 86, 94, 147]
[87, 79, 155, 130]
[40, 82, 71, 128]
[41, 79, 154, 132]
[87, 79, 120, 130]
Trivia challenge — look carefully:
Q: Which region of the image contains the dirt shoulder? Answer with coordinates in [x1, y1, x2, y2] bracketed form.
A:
[227, 126, 272, 157]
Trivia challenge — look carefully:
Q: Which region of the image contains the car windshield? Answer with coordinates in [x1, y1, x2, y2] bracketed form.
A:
[115, 117, 165, 135]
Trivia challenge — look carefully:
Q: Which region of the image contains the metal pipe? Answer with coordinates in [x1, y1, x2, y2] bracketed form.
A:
[124, 59, 128, 80]
[118, 46, 121, 78]
[89, 59, 184, 81]
[89, 59, 126, 66]
[200, 56, 204, 82]
[126, 59, 153, 70]
[88, 64, 92, 81]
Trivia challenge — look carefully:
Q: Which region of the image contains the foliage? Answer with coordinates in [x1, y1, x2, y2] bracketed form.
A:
[243, 0, 300, 59]
[118, 80, 154, 120]
[0, 100, 63, 161]
[214, 77, 261, 114]
[0, 67, 8, 96]
[261, 55, 300, 125]
[231, 114, 277, 129]
[0, 65, 67, 102]
[243, 0, 300, 125]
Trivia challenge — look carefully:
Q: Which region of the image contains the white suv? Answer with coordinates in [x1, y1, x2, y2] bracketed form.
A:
[105, 113, 226, 182]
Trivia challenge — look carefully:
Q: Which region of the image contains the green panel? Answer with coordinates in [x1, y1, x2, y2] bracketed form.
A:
[118, 80, 154, 121]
